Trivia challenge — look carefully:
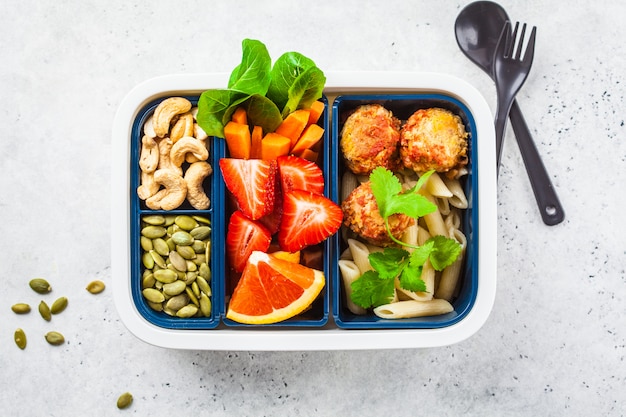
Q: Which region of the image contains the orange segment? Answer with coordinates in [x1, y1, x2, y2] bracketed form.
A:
[226, 251, 325, 324]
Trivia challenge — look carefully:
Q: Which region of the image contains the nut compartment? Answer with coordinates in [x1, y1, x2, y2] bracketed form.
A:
[129, 96, 221, 329]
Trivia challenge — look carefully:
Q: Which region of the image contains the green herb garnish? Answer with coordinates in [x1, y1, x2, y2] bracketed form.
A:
[196, 39, 326, 138]
[350, 167, 462, 309]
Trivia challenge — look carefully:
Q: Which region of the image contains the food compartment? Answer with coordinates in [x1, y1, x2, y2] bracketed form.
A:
[129, 96, 221, 329]
[331, 93, 479, 329]
[219, 96, 331, 328]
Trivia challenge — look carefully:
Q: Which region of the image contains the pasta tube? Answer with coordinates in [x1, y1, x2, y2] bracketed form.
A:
[373, 299, 454, 319]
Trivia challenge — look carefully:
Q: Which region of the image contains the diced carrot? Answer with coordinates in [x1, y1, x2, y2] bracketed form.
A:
[250, 125, 263, 159]
[307, 101, 325, 125]
[294, 148, 319, 163]
[223, 121, 251, 159]
[261, 132, 291, 160]
[290, 124, 325, 155]
[275, 109, 310, 148]
[231, 107, 247, 124]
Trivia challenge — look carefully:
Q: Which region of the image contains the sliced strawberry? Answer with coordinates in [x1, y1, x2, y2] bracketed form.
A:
[278, 190, 343, 253]
[226, 210, 272, 272]
[219, 158, 277, 220]
[277, 155, 325, 195]
[258, 171, 283, 234]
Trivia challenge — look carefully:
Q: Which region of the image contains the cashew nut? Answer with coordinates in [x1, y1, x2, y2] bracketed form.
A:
[184, 161, 213, 210]
[153, 97, 192, 137]
[145, 169, 187, 210]
[143, 114, 156, 138]
[137, 171, 160, 200]
[194, 122, 208, 141]
[170, 112, 195, 143]
[139, 135, 159, 173]
[170, 136, 208, 167]
[156, 137, 183, 176]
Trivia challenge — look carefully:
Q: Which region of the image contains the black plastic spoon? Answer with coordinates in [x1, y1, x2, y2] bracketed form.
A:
[455, 1, 564, 225]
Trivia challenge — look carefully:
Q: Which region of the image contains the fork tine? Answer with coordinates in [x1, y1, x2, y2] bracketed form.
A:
[507, 22, 519, 57]
[523, 26, 537, 64]
[515, 23, 527, 60]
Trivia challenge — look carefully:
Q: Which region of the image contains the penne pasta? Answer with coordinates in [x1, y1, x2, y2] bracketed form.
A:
[435, 229, 467, 301]
[419, 189, 448, 238]
[442, 176, 468, 209]
[401, 223, 419, 249]
[373, 299, 454, 319]
[347, 238, 372, 274]
[338, 260, 367, 315]
[425, 172, 453, 198]
[341, 171, 359, 202]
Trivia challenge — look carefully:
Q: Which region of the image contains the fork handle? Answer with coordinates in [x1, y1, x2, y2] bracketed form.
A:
[508, 99, 565, 225]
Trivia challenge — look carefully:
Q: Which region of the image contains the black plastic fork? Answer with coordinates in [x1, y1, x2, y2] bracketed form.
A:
[493, 21, 537, 177]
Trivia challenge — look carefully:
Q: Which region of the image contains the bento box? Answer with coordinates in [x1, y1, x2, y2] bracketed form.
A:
[111, 71, 497, 350]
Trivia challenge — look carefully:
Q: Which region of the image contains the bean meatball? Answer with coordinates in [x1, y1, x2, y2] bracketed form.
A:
[340, 104, 401, 175]
[400, 108, 469, 178]
[341, 181, 414, 247]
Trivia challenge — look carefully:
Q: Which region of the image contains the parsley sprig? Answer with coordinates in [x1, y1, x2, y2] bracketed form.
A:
[350, 167, 462, 309]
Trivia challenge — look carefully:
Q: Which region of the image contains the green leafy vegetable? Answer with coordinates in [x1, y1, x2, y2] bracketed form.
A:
[196, 39, 325, 138]
[350, 168, 463, 309]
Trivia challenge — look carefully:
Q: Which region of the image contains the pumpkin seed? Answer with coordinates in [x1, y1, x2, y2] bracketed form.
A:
[165, 293, 189, 311]
[168, 250, 187, 272]
[86, 280, 106, 294]
[198, 263, 211, 280]
[14, 328, 27, 349]
[147, 301, 163, 312]
[182, 271, 197, 285]
[45, 331, 65, 346]
[140, 236, 153, 251]
[162, 280, 186, 296]
[116, 392, 133, 409]
[29, 278, 51, 294]
[196, 276, 211, 296]
[51, 297, 68, 314]
[199, 292, 211, 317]
[171, 231, 193, 246]
[191, 281, 200, 298]
[185, 286, 199, 307]
[175, 215, 198, 231]
[141, 225, 166, 239]
[176, 245, 196, 260]
[142, 288, 165, 303]
[142, 273, 156, 289]
[142, 215, 165, 225]
[149, 250, 167, 268]
[192, 215, 211, 225]
[142, 251, 155, 269]
[191, 240, 206, 253]
[153, 269, 178, 284]
[164, 215, 176, 226]
[176, 304, 198, 318]
[11, 303, 31, 314]
[39, 300, 52, 321]
[186, 260, 197, 272]
[152, 238, 170, 256]
[190, 226, 211, 241]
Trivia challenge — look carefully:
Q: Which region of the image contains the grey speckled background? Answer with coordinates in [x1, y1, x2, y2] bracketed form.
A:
[1, 0, 625, 415]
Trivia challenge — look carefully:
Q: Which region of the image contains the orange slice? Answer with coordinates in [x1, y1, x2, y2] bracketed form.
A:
[226, 251, 325, 324]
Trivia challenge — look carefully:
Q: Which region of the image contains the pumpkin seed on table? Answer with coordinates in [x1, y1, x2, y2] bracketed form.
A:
[86, 280, 106, 294]
[51, 296, 68, 314]
[44, 331, 65, 346]
[14, 328, 27, 350]
[116, 392, 133, 409]
[29, 278, 51, 294]
[11, 303, 31, 314]
[39, 300, 52, 321]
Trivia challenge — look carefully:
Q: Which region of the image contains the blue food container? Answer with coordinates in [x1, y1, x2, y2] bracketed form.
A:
[331, 93, 479, 329]
[129, 96, 221, 329]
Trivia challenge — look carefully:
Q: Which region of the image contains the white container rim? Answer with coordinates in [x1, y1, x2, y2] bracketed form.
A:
[111, 71, 497, 351]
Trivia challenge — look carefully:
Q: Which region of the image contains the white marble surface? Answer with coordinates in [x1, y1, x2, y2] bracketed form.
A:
[1, 0, 625, 415]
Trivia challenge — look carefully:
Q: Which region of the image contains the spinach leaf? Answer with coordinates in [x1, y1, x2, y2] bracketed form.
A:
[228, 39, 271, 95]
[244, 94, 283, 135]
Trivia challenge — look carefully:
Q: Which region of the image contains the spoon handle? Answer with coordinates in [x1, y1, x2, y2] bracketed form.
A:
[509, 99, 565, 225]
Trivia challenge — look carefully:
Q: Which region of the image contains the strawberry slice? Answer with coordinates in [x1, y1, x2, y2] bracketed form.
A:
[277, 155, 325, 195]
[226, 210, 272, 272]
[219, 158, 277, 220]
[278, 190, 343, 253]
[258, 171, 283, 234]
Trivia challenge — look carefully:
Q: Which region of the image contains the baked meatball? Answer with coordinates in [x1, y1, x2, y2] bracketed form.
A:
[400, 108, 469, 178]
[340, 104, 401, 175]
[341, 181, 414, 247]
